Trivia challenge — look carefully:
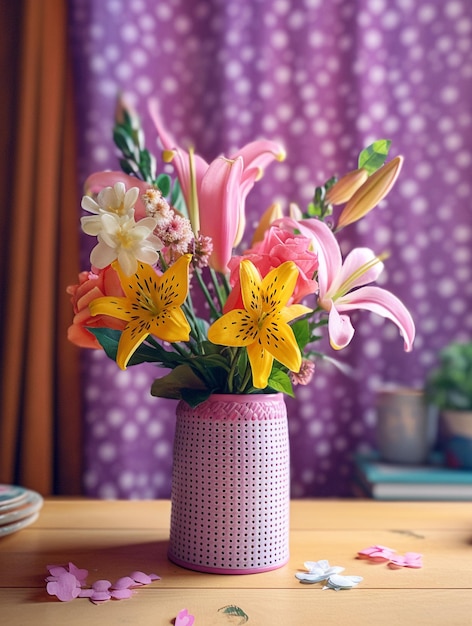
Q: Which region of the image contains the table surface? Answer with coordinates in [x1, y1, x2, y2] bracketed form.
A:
[2, 499, 472, 625]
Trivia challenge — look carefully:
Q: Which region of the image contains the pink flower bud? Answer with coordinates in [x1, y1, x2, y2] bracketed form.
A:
[326, 168, 369, 205]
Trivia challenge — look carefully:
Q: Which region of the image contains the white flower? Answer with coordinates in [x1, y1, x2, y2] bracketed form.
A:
[85, 212, 163, 276]
[295, 559, 345, 584]
[81, 182, 139, 217]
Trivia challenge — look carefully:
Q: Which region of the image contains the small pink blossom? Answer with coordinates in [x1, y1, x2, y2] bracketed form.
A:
[290, 359, 315, 386]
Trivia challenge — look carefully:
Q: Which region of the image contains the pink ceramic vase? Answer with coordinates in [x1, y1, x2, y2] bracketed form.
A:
[168, 393, 290, 574]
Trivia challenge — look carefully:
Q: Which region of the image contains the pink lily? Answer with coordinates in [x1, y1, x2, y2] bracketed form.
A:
[148, 99, 285, 273]
[277, 217, 415, 351]
[84, 171, 152, 221]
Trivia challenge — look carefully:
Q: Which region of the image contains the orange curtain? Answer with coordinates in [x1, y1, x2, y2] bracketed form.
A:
[0, 0, 83, 495]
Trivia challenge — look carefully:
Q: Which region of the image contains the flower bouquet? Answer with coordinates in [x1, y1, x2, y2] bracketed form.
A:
[67, 98, 415, 573]
[67, 98, 415, 408]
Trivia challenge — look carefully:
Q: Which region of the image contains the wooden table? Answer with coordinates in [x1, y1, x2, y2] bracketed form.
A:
[1, 499, 472, 625]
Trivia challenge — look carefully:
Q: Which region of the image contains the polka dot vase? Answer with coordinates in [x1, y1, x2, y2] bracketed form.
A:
[168, 393, 290, 574]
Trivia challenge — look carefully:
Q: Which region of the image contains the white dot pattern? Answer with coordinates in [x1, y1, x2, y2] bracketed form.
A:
[69, 0, 472, 498]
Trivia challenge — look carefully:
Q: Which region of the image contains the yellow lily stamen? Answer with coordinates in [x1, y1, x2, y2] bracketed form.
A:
[332, 252, 389, 301]
[187, 147, 200, 236]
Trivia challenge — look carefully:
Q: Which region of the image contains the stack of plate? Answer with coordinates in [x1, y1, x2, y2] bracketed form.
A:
[0, 484, 43, 537]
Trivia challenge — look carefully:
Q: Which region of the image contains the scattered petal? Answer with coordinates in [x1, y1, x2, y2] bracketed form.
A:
[110, 588, 133, 600]
[388, 552, 423, 569]
[46, 573, 82, 602]
[112, 576, 136, 589]
[129, 571, 154, 585]
[92, 579, 112, 592]
[295, 559, 344, 583]
[68, 563, 89, 585]
[323, 574, 363, 591]
[357, 545, 396, 562]
[175, 608, 195, 626]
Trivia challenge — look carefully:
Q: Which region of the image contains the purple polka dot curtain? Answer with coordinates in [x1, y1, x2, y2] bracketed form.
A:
[68, 0, 472, 498]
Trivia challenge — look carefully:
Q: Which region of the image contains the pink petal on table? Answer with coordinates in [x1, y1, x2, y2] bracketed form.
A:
[357, 545, 396, 561]
[110, 588, 133, 600]
[112, 576, 137, 589]
[68, 562, 88, 584]
[129, 571, 154, 584]
[175, 608, 195, 626]
[92, 579, 112, 592]
[47, 565, 69, 577]
[46, 573, 81, 602]
[89, 591, 112, 604]
[78, 589, 95, 598]
[389, 552, 423, 569]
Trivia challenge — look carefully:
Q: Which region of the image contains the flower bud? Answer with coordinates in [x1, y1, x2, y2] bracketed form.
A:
[326, 168, 369, 205]
[337, 156, 403, 229]
[251, 202, 283, 245]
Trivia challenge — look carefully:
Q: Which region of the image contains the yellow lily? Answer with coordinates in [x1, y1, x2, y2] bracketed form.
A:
[207, 260, 311, 389]
[89, 255, 191, 369]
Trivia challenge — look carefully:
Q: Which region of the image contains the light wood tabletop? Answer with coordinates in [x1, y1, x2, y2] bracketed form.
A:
[1, 499, 472, 625]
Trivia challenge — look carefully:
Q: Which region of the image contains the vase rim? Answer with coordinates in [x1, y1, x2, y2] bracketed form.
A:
[202, 392, 283, 404]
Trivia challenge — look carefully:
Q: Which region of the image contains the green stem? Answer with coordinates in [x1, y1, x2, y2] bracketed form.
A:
[194, 268, 220, 319]
[209, 268, 227, 311]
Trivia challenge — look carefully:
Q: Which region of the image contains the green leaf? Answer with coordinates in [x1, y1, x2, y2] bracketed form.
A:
[150, 364, 208, 400]
[171, 179, 188, 215]
[291, 318, 312, 350]
[218, 605, 249, 625]
[156, 173, 171, 197]
[267, 369, 294, 396]
[113, 126, 135, 158]
[358, 140, 392, 174]
[139, 149, 155, 182]
[119, 158, 140, 177]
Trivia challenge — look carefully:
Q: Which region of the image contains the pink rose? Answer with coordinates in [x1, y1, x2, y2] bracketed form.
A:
[224, 226, 319, 312]
[66, 265, 126, 349]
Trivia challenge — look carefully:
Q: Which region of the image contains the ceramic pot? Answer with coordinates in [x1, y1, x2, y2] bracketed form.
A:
[168, 393, 290, 574]
[442, 410, 472, 469]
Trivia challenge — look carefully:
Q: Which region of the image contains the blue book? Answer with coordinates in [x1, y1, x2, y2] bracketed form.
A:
[354, 452, 472, 500]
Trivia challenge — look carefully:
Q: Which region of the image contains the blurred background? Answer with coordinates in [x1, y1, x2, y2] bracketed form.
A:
[1, 0, 472, 498]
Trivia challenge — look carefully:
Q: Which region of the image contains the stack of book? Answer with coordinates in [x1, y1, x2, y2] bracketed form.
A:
[353, 452, 472, 500]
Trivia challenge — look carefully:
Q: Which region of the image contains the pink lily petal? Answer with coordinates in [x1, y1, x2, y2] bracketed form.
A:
[276, 216, 342, 296]
[199, 156, 245, 273]
[175, 608, 195, 626]
[148, 99, 208, 209]
[327, 304, 355, 351]
[335, 286, 415, 351]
